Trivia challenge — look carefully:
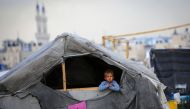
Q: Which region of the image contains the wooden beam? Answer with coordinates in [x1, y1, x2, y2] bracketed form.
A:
[125, 41, 129, 58]
[102, 36, 106, 47]
[62, 87, 99, 91]
[62, 63, 67, 91]
[104, 23, 190, 39]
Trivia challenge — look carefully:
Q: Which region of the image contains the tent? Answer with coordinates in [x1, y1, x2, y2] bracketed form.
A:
[0, 33, 167, 109]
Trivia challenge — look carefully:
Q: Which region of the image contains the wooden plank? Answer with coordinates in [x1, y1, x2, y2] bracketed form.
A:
[59, 87, 99, 91]
[61, 63, 67, 91]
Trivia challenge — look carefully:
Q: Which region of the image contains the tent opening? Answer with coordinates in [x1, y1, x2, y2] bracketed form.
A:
[41, 64, 63, 89]
[65, 55, 122, 89]
[41, 55, 122, 90]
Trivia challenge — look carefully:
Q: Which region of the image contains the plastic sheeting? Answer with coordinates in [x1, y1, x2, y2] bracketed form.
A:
[0, 33, 165, 109]
[150, 49, 190, 94]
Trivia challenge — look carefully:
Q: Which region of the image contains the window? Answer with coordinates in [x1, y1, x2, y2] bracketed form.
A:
[41, 55, 123, 91]
[33, 43, 36, 46]
[38, 43, 42, 46]
[3, 57, 6, 61]
[128, 46, 132, 50]
[165, 40, 168, 43]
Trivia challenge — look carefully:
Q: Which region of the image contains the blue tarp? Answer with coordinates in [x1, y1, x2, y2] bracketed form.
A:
[0, 64, 7, 71]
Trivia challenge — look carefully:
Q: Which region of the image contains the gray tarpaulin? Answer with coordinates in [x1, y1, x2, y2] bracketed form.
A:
[0, 33, 166, 109]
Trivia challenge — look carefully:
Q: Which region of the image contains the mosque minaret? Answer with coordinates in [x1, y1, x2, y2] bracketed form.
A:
[35, 3, 50, 45]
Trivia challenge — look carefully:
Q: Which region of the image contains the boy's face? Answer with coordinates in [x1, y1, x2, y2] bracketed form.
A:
[104, 73, 113, 82]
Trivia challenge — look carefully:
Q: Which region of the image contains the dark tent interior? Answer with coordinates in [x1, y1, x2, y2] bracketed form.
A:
[41, 55, 123, 90]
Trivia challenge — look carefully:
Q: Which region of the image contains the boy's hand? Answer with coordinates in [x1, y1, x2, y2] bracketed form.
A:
[110, 83, 113, 86]
[106, 84, 110, 87]
[108, 83, 112, 87]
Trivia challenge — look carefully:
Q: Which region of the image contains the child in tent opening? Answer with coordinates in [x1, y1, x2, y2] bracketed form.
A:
[99, 69, 120, 91]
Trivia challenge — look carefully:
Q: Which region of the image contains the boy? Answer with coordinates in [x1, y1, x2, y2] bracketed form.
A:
[99, 69, 120, 91]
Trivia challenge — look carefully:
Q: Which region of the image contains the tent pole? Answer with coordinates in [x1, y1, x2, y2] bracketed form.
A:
[62, 63, 67, 91]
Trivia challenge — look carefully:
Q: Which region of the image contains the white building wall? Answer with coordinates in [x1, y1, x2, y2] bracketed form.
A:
[3, 47, 21, 68]
[129, 44, 146, 61]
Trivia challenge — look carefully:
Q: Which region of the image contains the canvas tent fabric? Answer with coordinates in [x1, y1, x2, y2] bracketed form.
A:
[0, 33, 166, 109]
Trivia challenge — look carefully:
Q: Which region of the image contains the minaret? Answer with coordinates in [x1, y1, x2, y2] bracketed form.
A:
[35, 3, 50, 46]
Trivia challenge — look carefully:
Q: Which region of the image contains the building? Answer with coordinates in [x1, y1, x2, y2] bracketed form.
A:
[130, 28, 190, 64]
[127, 36, 170, 61]
[35, 3, 50, 45]
[128, 37, 147, 61]
[0, 3, 50, 69]
[107, 28, 190, 65]
[0, 38, 39, 69]
[170, 29, 190, 48]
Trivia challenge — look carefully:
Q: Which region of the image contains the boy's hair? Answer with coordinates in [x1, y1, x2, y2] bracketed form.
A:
[104, 69, 114, 77]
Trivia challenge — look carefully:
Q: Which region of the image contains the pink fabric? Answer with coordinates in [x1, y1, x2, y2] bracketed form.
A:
[68, 101, 86, 109]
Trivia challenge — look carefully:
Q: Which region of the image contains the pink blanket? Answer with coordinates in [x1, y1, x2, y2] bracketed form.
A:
[68, 101, 86, 109]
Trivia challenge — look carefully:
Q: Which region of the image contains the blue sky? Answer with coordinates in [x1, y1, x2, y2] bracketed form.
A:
[0, 0, 190, 44]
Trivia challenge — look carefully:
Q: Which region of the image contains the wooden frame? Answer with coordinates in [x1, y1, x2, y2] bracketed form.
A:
[61, 63, 98, 91]
[61, 63, 67, 91]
